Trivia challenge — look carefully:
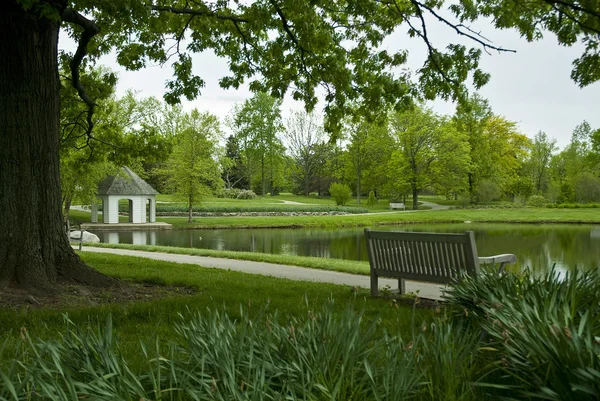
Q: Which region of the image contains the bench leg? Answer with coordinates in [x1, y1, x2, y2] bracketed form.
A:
[497, 262, 507, 274]
[398, 278, 406, 295]
[370, 271, 378, 297]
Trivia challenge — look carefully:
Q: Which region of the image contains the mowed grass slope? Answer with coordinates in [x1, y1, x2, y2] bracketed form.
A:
[161, 207, 600, 228]
[70, 204, 600, 228]
[0, 252, 426, 365]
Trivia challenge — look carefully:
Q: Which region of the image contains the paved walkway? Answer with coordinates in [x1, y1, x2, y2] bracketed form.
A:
[419, 201, 450, 210]
[80, 246, 444, 300]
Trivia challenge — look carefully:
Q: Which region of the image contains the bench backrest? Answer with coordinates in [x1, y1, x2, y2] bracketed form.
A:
[389, 203, 405, 208]
[364, 229, 480, 284]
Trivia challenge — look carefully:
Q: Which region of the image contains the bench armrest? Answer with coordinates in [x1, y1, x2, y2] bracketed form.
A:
[478, 254, 517, 273]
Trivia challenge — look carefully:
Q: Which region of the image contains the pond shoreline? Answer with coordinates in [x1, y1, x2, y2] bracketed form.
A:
[167, 219, 600, 230]
[155, 211, 355, 217]
[156, 208, 600, 229]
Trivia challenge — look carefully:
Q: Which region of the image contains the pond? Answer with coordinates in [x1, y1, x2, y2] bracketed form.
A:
[90, 223, 600, 272]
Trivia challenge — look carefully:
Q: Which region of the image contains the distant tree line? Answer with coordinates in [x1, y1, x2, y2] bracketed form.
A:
[60, 70, 600, 211]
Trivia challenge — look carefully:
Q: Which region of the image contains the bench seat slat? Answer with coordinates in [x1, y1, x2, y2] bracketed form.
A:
[372, 269, 457, 284]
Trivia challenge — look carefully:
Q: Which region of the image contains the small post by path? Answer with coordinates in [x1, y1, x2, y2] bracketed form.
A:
[79, 226, 84, 251]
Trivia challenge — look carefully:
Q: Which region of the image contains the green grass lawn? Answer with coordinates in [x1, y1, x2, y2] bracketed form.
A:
[160, 207, 600, 229]
[0, 252, 426, 364]
[157, 193, 335, 206]
[70, 204, 600, 228]
[81, 243, 372, 275]
[156, 193, 427, 211]
[69, 209, 129, 224]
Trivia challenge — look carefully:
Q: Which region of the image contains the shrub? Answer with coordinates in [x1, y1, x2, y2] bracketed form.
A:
[527, 194, 547, 207]
[546, 203, 600, 209]
[457, 195, 471, 209]
[476, 180, 501, 204]
[513, 195, 526, 206]
[366, 191, 378, 207]
[202, 187, 252, 199]
[220, 188, 242, 198]
[329, 183, 352, 206]
[236, 189, 257, 199]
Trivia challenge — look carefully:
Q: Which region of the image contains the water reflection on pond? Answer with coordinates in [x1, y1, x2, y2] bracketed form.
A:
[91, 223, 600, 273]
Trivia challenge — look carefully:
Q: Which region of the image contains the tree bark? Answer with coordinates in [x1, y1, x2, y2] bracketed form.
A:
[0, 2, 115, 289]
[356, 161, 361, 205]
[412, 182, 419, 210]
[63, 196, 72, 225]
[468, 172, 475, 203]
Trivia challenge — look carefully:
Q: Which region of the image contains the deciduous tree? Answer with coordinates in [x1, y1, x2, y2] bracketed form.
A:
[284, 111, 327, 197]
[221, 135, 248, 190]
[526, 131, 557, 195]
[230, 93, 285, 195]
[2, 0, 597, 289]
[389, 107, 469, 209]
[159, 110, 222, 223]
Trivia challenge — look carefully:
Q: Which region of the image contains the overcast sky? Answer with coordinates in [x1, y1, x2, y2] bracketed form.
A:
[61, 11, 600, 150]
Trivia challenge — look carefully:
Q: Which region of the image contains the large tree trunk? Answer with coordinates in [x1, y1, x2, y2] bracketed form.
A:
[412, 182, 418, 210]
[356, 162, 361, 205]
[0, 2, 114, 289]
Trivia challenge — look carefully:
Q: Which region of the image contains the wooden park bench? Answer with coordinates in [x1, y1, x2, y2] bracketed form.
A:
[389, 202, 406, 210]
[364, 229, 517, 296]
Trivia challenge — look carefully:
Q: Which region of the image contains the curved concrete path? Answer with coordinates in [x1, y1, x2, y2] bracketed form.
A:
[419, 201, 450, 210]
[80, 246, 444, 300]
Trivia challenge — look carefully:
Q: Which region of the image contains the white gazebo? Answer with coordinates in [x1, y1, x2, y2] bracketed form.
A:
[91, 166, 158, 224]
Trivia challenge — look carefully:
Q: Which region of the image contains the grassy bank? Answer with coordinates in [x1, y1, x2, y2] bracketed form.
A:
[160, 207, 600, 229]
[81, 243, 371, 275]
[0, 252, 416, 358]
[156, 193, 423, 210]
[70, 207, 600, 228]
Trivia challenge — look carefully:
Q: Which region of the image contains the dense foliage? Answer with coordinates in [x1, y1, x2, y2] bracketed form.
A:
[329, 183, 353, 206]
[71, 91, 599, 209]
[54, 0, 600, 208]
[156, 110, 222, 222]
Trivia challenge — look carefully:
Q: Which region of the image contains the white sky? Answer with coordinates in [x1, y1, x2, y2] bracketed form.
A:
[60, 12, 600, 150]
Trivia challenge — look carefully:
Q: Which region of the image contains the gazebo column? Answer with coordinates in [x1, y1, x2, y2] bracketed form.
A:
[149, 198, 156, 223]
[139, 196, 147, 223]
[131, 196, 145, 223]
[101, 197, 109, 224]
[108, 197, 120, 224]
[90, 204, 98, 223]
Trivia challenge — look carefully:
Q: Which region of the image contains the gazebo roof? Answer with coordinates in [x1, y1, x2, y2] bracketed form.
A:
[97, 166, 158, 196]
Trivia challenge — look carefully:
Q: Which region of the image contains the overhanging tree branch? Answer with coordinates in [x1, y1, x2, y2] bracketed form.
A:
[62, 8, 99, 142]
[545, 2, 600, 35]
[152, 5, 249, 23]
[543, 0, 600, 19]
[410, 0, 517, 54]
[269, 0, 336, 103]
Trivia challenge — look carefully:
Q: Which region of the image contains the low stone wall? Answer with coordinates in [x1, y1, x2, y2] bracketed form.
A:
[153, 211, 352, 217]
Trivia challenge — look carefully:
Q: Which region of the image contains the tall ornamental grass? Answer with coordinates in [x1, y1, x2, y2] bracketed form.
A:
[2, 268, 599, 400]
[0, 303, 419, 400]
[444, 266, 600, 400]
